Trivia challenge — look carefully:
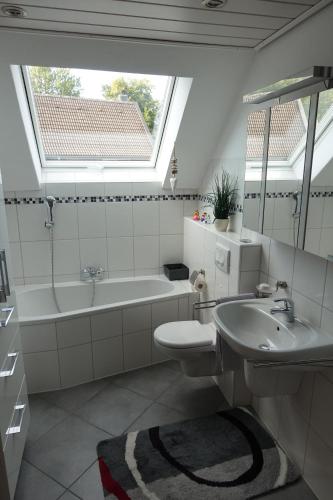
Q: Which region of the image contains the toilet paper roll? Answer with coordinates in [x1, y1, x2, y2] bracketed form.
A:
[193, 273, 207, 292]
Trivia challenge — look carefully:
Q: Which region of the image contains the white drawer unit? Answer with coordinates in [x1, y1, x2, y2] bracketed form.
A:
[0, 169, 30, 498]
[3, 377, 30, 499]
[0, 332, 25, 444]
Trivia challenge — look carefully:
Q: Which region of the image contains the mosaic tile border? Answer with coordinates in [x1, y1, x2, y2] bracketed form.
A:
[244, 191, 333, 200]
[4, 194, 198, 205]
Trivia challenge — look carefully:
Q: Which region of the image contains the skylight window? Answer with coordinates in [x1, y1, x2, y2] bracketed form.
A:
[23, 66, 174, 168]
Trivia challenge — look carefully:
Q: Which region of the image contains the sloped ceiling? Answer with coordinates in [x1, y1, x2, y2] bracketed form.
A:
[0, 0, 330, 50]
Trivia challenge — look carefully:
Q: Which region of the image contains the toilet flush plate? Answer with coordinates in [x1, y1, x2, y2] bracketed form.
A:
[215, 243, 230, 273]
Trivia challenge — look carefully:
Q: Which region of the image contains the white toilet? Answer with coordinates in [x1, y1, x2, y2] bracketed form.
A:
[154, 320, 221, 377]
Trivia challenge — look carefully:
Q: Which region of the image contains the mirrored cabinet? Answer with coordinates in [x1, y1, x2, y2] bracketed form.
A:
[243, 68, 333, 261]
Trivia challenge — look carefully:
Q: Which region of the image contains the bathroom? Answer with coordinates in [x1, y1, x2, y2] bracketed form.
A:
[0, 1, 332, 499]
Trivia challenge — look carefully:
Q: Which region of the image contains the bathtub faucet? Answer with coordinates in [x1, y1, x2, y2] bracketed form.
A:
[81, 266, 105, 282]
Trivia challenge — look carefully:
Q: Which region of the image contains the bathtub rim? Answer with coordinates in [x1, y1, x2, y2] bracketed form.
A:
[16, 275, 195, 326]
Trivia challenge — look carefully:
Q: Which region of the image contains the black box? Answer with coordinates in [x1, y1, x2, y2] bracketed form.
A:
[163, 264, 189, 281]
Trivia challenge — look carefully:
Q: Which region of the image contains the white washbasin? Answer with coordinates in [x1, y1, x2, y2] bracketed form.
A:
[213, 299, 333, 362]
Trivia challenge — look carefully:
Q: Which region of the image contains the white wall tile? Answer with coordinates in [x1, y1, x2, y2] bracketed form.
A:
[52, 204, 78, 240]
[304, 428, 333, 500]
[254, 396, 281, 440]
[134, 236, 159, 269]
[21, 323, 57, 353]
[93, 336, 123, 378]
[292, 290, 322, 328]
[319, 228, 333, 260]
[24, 351, 60, 393]
[54, 239, 80, 276]
[76, 182, 105, 197]
[6, 206, 19, 242]
[278, 399, 309, 472]
[268, 239, 295, 283]
[46, 182, 76, 197]
[310, 374, 333, 451]
[132, 182, 161, 195]
[17, 205, 49, 242]
[160, 200, 184, 234]
[293, 249, 327, 304]
[307, 197, 324, 229]
[80, 238, 108, 270]
[123, 330, 151, 370]
[321, 306, 333, 337]
[91, 310, 122, 341]
[133, 201, 159, 235]
[123, 304, 151, 334]
[240, 246, 261, 272]
[56, 317, 91, 349]
[239, 271, 259, 293]
[59, 343, 93, 388]
[152, 299, 179, 330]
[184, 199, 198, 217]
[10, 242, 23, 279]
[322, 197, 333, 228]
[323, 261, 333, 311]
[78, 203, 106, 239]
[134, 268, 161, 277]
[304, 228, 321, 256]
[104, 182, 132, 196]
[159, 234, 183, 266]
[106, 202, 133, 237]
[107, 237, 134, 271]
[21, 241, 51, 277]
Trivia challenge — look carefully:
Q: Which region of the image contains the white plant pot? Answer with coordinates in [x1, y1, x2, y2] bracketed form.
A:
[214, 218, 229, 232]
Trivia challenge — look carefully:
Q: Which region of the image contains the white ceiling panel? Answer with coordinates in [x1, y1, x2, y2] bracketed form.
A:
[0, 0, 330, 49]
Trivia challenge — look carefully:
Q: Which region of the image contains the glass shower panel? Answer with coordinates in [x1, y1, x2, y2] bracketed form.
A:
[305, 88, 333, 258]
[263, 97, 311, 247]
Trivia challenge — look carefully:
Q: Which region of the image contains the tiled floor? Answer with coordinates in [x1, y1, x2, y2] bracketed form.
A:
[15, 361, 316, 500]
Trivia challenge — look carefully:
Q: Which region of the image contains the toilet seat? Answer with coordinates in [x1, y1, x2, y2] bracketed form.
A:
[154, 321, 215, 350]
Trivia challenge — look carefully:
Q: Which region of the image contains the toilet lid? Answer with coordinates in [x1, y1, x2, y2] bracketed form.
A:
[154, 321, 215, 349]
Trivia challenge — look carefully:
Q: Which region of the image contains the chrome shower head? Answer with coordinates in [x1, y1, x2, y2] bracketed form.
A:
[44, 196, 56, 226]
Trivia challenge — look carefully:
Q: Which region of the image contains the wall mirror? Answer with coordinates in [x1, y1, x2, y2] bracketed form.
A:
[304, 88, 333, 259]
[243, 66, 333, 260]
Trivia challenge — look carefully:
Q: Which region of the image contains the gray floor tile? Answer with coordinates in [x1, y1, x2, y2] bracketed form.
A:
[14, 460, 65, 500]
[261, 479, 317, 499]
[58, 492, 81, 499]
[111, 363, 181, 400]
[40, 378, 110, 413]
[70, 461, 104, 500]
[158, 374, 229, 418]
[128, 402, 186, 432]
[24, 415, 109, 488]
[161, 360, 182, 372]
[75, 384, 152, 435]
[26, 395, 69, 445]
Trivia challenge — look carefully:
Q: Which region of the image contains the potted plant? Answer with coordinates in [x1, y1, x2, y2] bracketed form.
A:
[206, 171, 238, 232]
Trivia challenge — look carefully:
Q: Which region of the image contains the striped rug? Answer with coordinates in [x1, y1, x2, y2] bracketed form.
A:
[97, 407, 299, 499]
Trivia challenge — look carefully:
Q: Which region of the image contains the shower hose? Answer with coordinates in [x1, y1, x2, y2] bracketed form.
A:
[50, 227, 61, 313]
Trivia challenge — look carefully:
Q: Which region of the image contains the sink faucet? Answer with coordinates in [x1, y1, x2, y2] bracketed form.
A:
[270, 297, 295, 323]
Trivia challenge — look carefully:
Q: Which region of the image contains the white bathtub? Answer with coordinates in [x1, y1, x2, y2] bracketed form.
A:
[17, 276, 196, 393]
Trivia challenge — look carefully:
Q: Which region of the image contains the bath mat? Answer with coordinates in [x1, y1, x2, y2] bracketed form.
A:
[97, 407, 299, 499]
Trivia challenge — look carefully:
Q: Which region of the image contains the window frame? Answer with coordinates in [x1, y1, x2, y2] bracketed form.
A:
[21, 65, 176, 169]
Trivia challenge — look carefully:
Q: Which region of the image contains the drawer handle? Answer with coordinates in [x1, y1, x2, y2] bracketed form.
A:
[0, 306, 14, 328]
[6, 403, 26, 435]
[0, 352, 19, 378]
